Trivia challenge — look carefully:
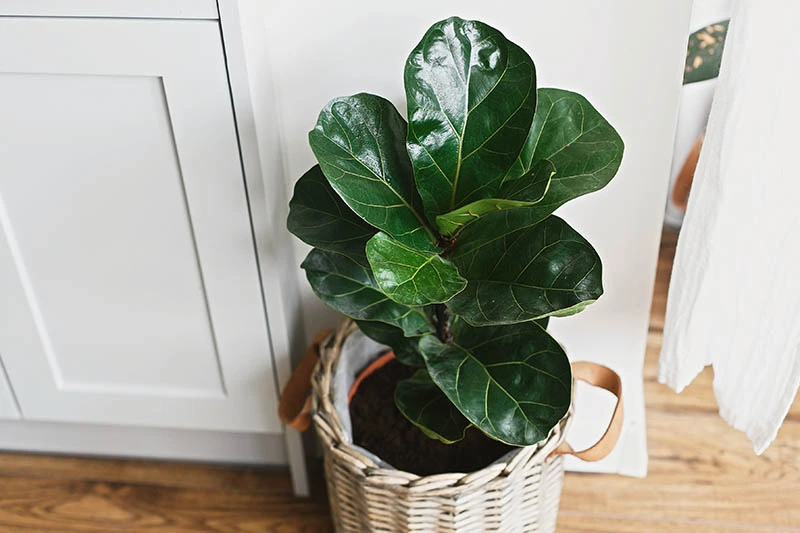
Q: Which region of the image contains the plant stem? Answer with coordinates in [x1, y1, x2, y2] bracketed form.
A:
[436, 235, 456, 258]
[435, 304, 453, 343]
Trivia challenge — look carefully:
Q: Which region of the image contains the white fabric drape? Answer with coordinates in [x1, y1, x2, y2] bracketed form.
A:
[659, 0, 800, 454]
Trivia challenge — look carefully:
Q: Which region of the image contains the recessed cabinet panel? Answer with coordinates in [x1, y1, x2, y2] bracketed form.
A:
[1, 73, 225, 395]
[0, 18, 281, 433]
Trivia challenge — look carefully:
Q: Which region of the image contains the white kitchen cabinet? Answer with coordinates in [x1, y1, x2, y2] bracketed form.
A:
[0, 16, 280, 433]
[0, 6, 309, 492]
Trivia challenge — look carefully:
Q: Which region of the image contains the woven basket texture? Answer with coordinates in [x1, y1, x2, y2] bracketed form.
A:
[311, 320, 569, 533]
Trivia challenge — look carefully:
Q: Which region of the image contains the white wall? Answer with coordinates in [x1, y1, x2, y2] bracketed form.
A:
[263, 0, 693, 476]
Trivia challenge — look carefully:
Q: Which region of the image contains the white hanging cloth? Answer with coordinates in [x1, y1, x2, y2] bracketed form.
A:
[659, 0, 800, 454]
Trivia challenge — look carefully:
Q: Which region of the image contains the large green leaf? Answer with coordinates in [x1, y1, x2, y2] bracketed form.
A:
[504, 88, 623, 216]
[365, 232, 466, 306]
[447, 215, 602, 325]
[301, 247, 430, 336]
[355, 319, 426, 367]
[395, 368, 472, 444]
[309, 93, 437, 252]
[419, 318, 571, 446]
[287, 165, 376, 251]
[435, 160, 554, 236]
[405, 17, 537, 220]
[498, 159, 555, 203]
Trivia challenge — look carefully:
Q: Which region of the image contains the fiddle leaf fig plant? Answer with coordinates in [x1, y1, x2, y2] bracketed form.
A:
[288, 17, 623, 447]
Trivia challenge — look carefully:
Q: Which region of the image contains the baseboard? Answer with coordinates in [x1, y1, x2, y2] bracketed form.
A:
[0, 419, 287, 465]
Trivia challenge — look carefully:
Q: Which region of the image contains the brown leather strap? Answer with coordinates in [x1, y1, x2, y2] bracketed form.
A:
[551, 361, 624, 462]
[673, 133, 704, 211]
[277, 329, 332, 432]
[348, 351, 395, 403]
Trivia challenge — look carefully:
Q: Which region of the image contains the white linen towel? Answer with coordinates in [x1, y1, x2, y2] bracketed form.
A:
[659, 0, 800, 454]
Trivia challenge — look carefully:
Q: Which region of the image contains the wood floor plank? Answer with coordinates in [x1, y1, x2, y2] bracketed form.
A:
[562, 414, 800, 527]
[0, 476, 333, 533]
[0, 453, 294, 493]
[557, 512, 800, 532]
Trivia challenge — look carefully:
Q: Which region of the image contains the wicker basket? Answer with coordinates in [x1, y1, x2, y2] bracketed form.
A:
[306, 320, 624, 533]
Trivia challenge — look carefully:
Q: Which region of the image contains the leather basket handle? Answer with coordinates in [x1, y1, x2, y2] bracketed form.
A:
[550, 361, 624, 462]
[277, 329, 332, 432]
[280, 333, 624, 461]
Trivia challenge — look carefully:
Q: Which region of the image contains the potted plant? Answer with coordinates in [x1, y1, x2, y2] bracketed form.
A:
[284, 16, 624, 533]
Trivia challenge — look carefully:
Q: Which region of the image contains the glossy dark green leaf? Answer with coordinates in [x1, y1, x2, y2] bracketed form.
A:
[366, 232, 466, 306]
[395, 368, 473, 443]
[405, 17, 537, 220]
[287, 165, 376, 252]
[435, 160, 554, 236]
[504, 88, 623, 218]
[419, 318, 571, 446]
[301, 247, 430, 336]
[499, 159, 555, 203]
[309, 93, 437, 252]
[447, 215, 602, 325]
[684, 20, 729, 84]
[355, 319, 426, 367]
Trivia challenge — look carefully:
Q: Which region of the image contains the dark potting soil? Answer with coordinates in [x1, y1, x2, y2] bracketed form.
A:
[349, 358, 513, 476]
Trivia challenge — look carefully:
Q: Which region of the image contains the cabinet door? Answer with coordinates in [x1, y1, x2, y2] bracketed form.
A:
[0, 17, 281, 433]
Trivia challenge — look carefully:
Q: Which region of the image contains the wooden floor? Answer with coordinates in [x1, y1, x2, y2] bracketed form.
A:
[0, 229, 798, 532]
